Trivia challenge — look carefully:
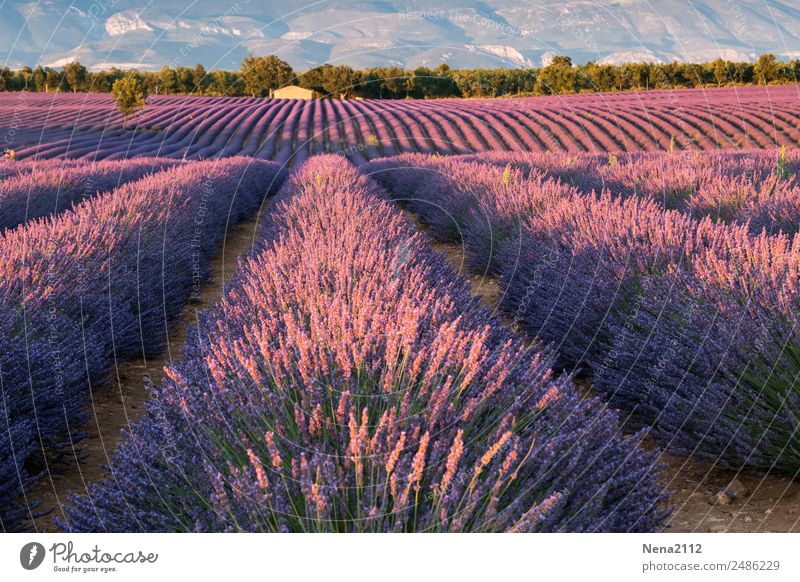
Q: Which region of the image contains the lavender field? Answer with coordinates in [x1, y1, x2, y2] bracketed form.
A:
[2, 87, 800, 534]
[3, 85, 800, 164]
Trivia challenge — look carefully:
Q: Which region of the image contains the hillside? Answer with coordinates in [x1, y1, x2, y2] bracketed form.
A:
[1, 0, 799, 71]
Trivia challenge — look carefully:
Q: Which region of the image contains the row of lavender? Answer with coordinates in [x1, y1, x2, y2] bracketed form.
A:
[0, 158, 99, 183]
[0, 158, 181, 230]
[454, 149, 800, 235]
[61, 156, 667, 532]
[365, 153, 800, 474]
[0, 158, 285, 531]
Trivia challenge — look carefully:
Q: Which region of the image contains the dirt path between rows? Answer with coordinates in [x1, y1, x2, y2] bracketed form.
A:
[27, 204, 271, 532]
[416, 219, 800, 533]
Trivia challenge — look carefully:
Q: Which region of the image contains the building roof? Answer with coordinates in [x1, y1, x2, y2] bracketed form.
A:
[271, 85, 317, 99]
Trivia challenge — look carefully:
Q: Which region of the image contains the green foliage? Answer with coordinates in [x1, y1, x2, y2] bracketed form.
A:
[240, 54, 294, 97]
[1, 53, 799, 100]
[32, 66, 46, 91]
[193, 64, 208, 93]
[739, 340, 800, 472]
[157, 65, 178, 94]
[536, 55, 577, 95]
[318, 65, 362, 99]
[46, 68, 63, 92]
[712, 58, 731, 86]
[64, 61, 87, 93]
[112, 74, 147, 129]
[502, 164, 512, 186]
[754, 53, 782, 85]
[777, 144, 791, 179]
[208, 70, 244, 96]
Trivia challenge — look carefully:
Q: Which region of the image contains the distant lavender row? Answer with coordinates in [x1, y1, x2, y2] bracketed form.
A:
[453, 149, 800, 235]
[3, 85, 800, 162]
[0, 158, 90, 181]
[61, 155, 667, 533]
[0, 158, 285, 531]
[0, 158, 180, 230]
[365, 154, 800, 474]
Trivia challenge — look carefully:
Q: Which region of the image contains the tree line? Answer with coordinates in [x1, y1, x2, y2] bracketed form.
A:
[1, 53, 798, 99]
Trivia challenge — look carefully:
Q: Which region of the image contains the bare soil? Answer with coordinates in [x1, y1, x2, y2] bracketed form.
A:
[424, 232, 800, 533]
[27, 205, 269, 532]
[660, 452, 800, 532]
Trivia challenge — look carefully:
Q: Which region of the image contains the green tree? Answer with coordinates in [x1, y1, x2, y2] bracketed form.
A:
[158, 65, 178, 94]
[240, 55, 294, 97]
[754, 53, 781, 84]
[712, 58, 731, 86]
[299, 64, 332, 94]
[733, 61, 754, 84]
[623, 63, 651, 90]
[321, 65, 362, 99]
[581, 62, 617, 92]
[46, 68, 63, 92]
[175, 67, 196, 93]
[790, 59, 800, 82]
[536, 55, 577, 95]
[193, 64, 208, 94]
[0, 67, 17, 91]
[112, 74, 147, 129]
[32, 66, 46, 91]
[209, 70, 244, 96]
[86, 71, 113, 93]
[429, 63, 459, 97]
[379, 67, 408, 98]
[19, 66, 32, 90]
[64, 61, 87, 93]
[407, 67, 432, 98]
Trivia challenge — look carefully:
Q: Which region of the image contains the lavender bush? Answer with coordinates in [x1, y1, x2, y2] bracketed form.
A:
[367, 152, 800, 475]
[61, 156, 667, 533]
[0, 158, 180, 230]
[0, 158, 285, 531]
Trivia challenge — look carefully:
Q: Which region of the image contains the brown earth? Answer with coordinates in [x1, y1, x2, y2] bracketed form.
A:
[26, 203, 271, 532]
[660, 452, 800, 532]
[421, 224, 800, 534]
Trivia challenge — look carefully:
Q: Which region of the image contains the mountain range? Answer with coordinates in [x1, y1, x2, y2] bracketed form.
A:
[0, 0, 798, 71]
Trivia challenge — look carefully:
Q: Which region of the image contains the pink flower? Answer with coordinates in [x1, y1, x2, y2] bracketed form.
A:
[246, 448, 269, 490]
